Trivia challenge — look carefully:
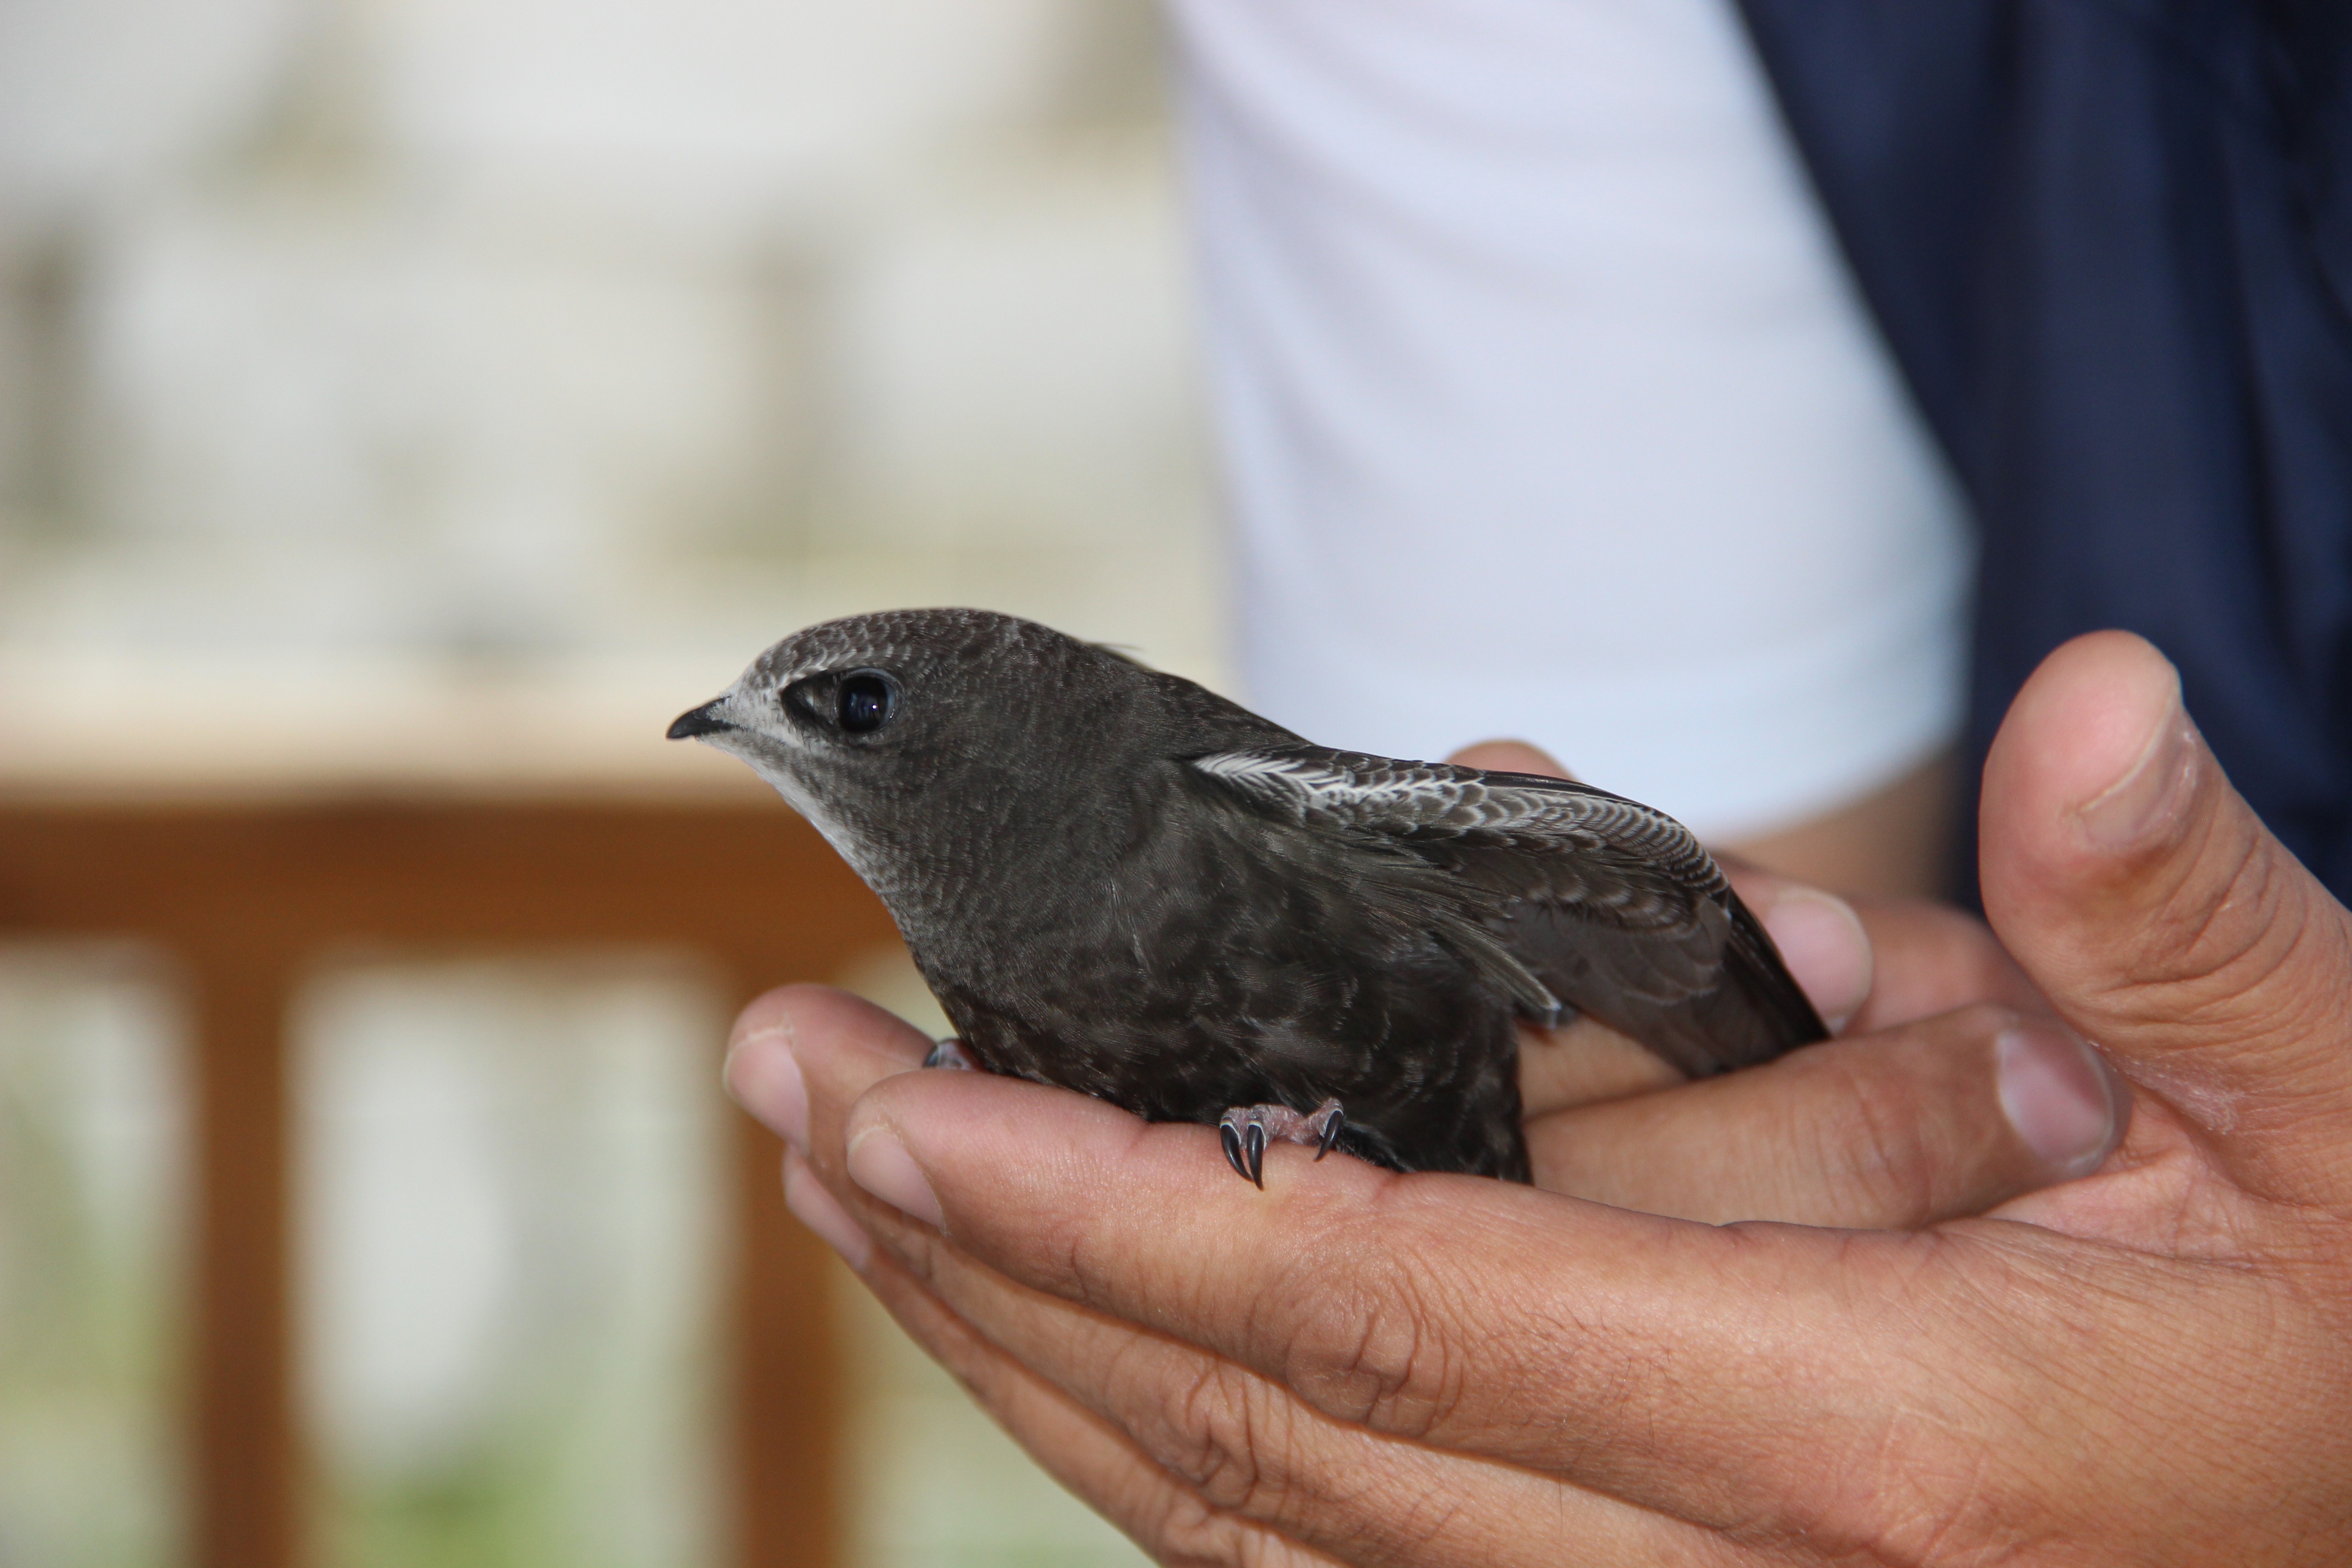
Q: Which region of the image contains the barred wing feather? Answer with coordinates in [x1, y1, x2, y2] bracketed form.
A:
[1191, 747, 1826, 1075]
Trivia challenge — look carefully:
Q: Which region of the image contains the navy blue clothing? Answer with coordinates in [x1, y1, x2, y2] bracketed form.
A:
[1733, 1, 2352, 900]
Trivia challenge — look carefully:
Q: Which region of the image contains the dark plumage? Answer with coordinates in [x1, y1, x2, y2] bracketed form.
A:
[670, 608, 1825, 1182]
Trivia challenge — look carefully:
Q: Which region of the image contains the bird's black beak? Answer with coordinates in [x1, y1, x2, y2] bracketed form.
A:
[667, 700, 736, 740]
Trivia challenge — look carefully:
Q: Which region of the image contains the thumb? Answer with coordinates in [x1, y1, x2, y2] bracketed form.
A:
[1979, 631, 2352, 1201]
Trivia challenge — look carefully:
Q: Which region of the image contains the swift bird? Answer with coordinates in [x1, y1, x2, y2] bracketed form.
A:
[671, 608, 1825, 1184]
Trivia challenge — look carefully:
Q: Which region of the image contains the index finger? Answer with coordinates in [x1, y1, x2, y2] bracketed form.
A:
[837, 1065, 2026, 1529]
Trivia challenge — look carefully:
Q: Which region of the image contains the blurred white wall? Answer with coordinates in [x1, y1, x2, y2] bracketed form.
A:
[0, 0, 1222, 685]
[0, 2, 1201, 1563]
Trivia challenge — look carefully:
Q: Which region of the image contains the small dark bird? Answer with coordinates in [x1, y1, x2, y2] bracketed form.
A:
[671, 608, 1825, 1184]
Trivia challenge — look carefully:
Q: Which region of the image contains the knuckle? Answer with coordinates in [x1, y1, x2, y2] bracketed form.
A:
[1137, 1358, 1478, 1568]
[1830, 1450, 2028, 1565]
[1276, 1243, 1471, 1440]
[1129, 1427, 1331, 1568]
[1161, 1358, 1296, 1515]
[877, 1208, 953, 1288]
[1091, 1331, 1306, 1534]
[1812, 1003, 2024, 1223]
[1812, 1049, 1953, 1225]
[1133, 1486, 1269, 1568]
[2119, 807, 2328, 1026]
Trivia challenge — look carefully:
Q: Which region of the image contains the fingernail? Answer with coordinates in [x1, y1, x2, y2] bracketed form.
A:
[724, 1028, 808, 1152]
[2079, 692, 2196, 852]
[1996, 1021, 2118, 1176]
[783, 1149, 872, 1270]
[1759, 888, 1873, 1031]
[847, 1126, 945, 1230]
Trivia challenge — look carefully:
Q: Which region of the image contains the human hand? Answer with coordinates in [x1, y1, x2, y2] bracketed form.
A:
[730, 630, 2352, 1563]
[1441, 738, 2077, 1226]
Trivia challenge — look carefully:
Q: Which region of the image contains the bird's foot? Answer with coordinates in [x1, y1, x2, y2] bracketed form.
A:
[1217, 1098, 1345, 1189]
[924, 1037, 980, 1071]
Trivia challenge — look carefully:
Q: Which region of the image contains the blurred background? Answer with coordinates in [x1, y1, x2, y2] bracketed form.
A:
[0, 0, 1216, 1562]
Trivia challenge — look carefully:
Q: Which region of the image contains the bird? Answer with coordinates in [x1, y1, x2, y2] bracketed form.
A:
[670, 608, 1825, 1185]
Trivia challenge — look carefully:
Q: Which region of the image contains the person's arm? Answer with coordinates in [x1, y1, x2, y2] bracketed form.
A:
[732, 631, 2352, 1565]
[1726, 748, 1957, 899]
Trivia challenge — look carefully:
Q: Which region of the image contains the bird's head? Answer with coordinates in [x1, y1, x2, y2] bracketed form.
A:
[669, 608, 1205, 892]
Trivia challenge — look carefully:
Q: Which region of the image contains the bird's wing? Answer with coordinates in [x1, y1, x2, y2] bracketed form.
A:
[1189, 747, 1824, 1074]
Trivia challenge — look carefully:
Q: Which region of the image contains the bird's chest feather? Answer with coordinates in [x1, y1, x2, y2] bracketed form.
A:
[908, 808, 1498, 1113]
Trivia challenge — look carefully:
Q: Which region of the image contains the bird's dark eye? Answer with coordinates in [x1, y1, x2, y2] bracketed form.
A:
[837, 673, 895, 733]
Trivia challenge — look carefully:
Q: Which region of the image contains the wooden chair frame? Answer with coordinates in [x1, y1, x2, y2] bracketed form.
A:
[0, 798, 893, 1568]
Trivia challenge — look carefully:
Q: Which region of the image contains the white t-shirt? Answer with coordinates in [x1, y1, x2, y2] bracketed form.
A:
[1168, 0, 1972, 840]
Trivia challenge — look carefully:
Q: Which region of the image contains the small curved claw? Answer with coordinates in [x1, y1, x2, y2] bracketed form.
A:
[1220, 1119, 1253, 1185]
[1218, 1099, 1346, 1185]
[1313, 1103, 1346, 1161]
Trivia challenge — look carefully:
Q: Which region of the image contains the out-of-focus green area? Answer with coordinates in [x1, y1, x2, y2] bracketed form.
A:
[296, 960, 726, 1568]
[0, 947, 1155, 1567]
[0, 952, 183, 1568]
